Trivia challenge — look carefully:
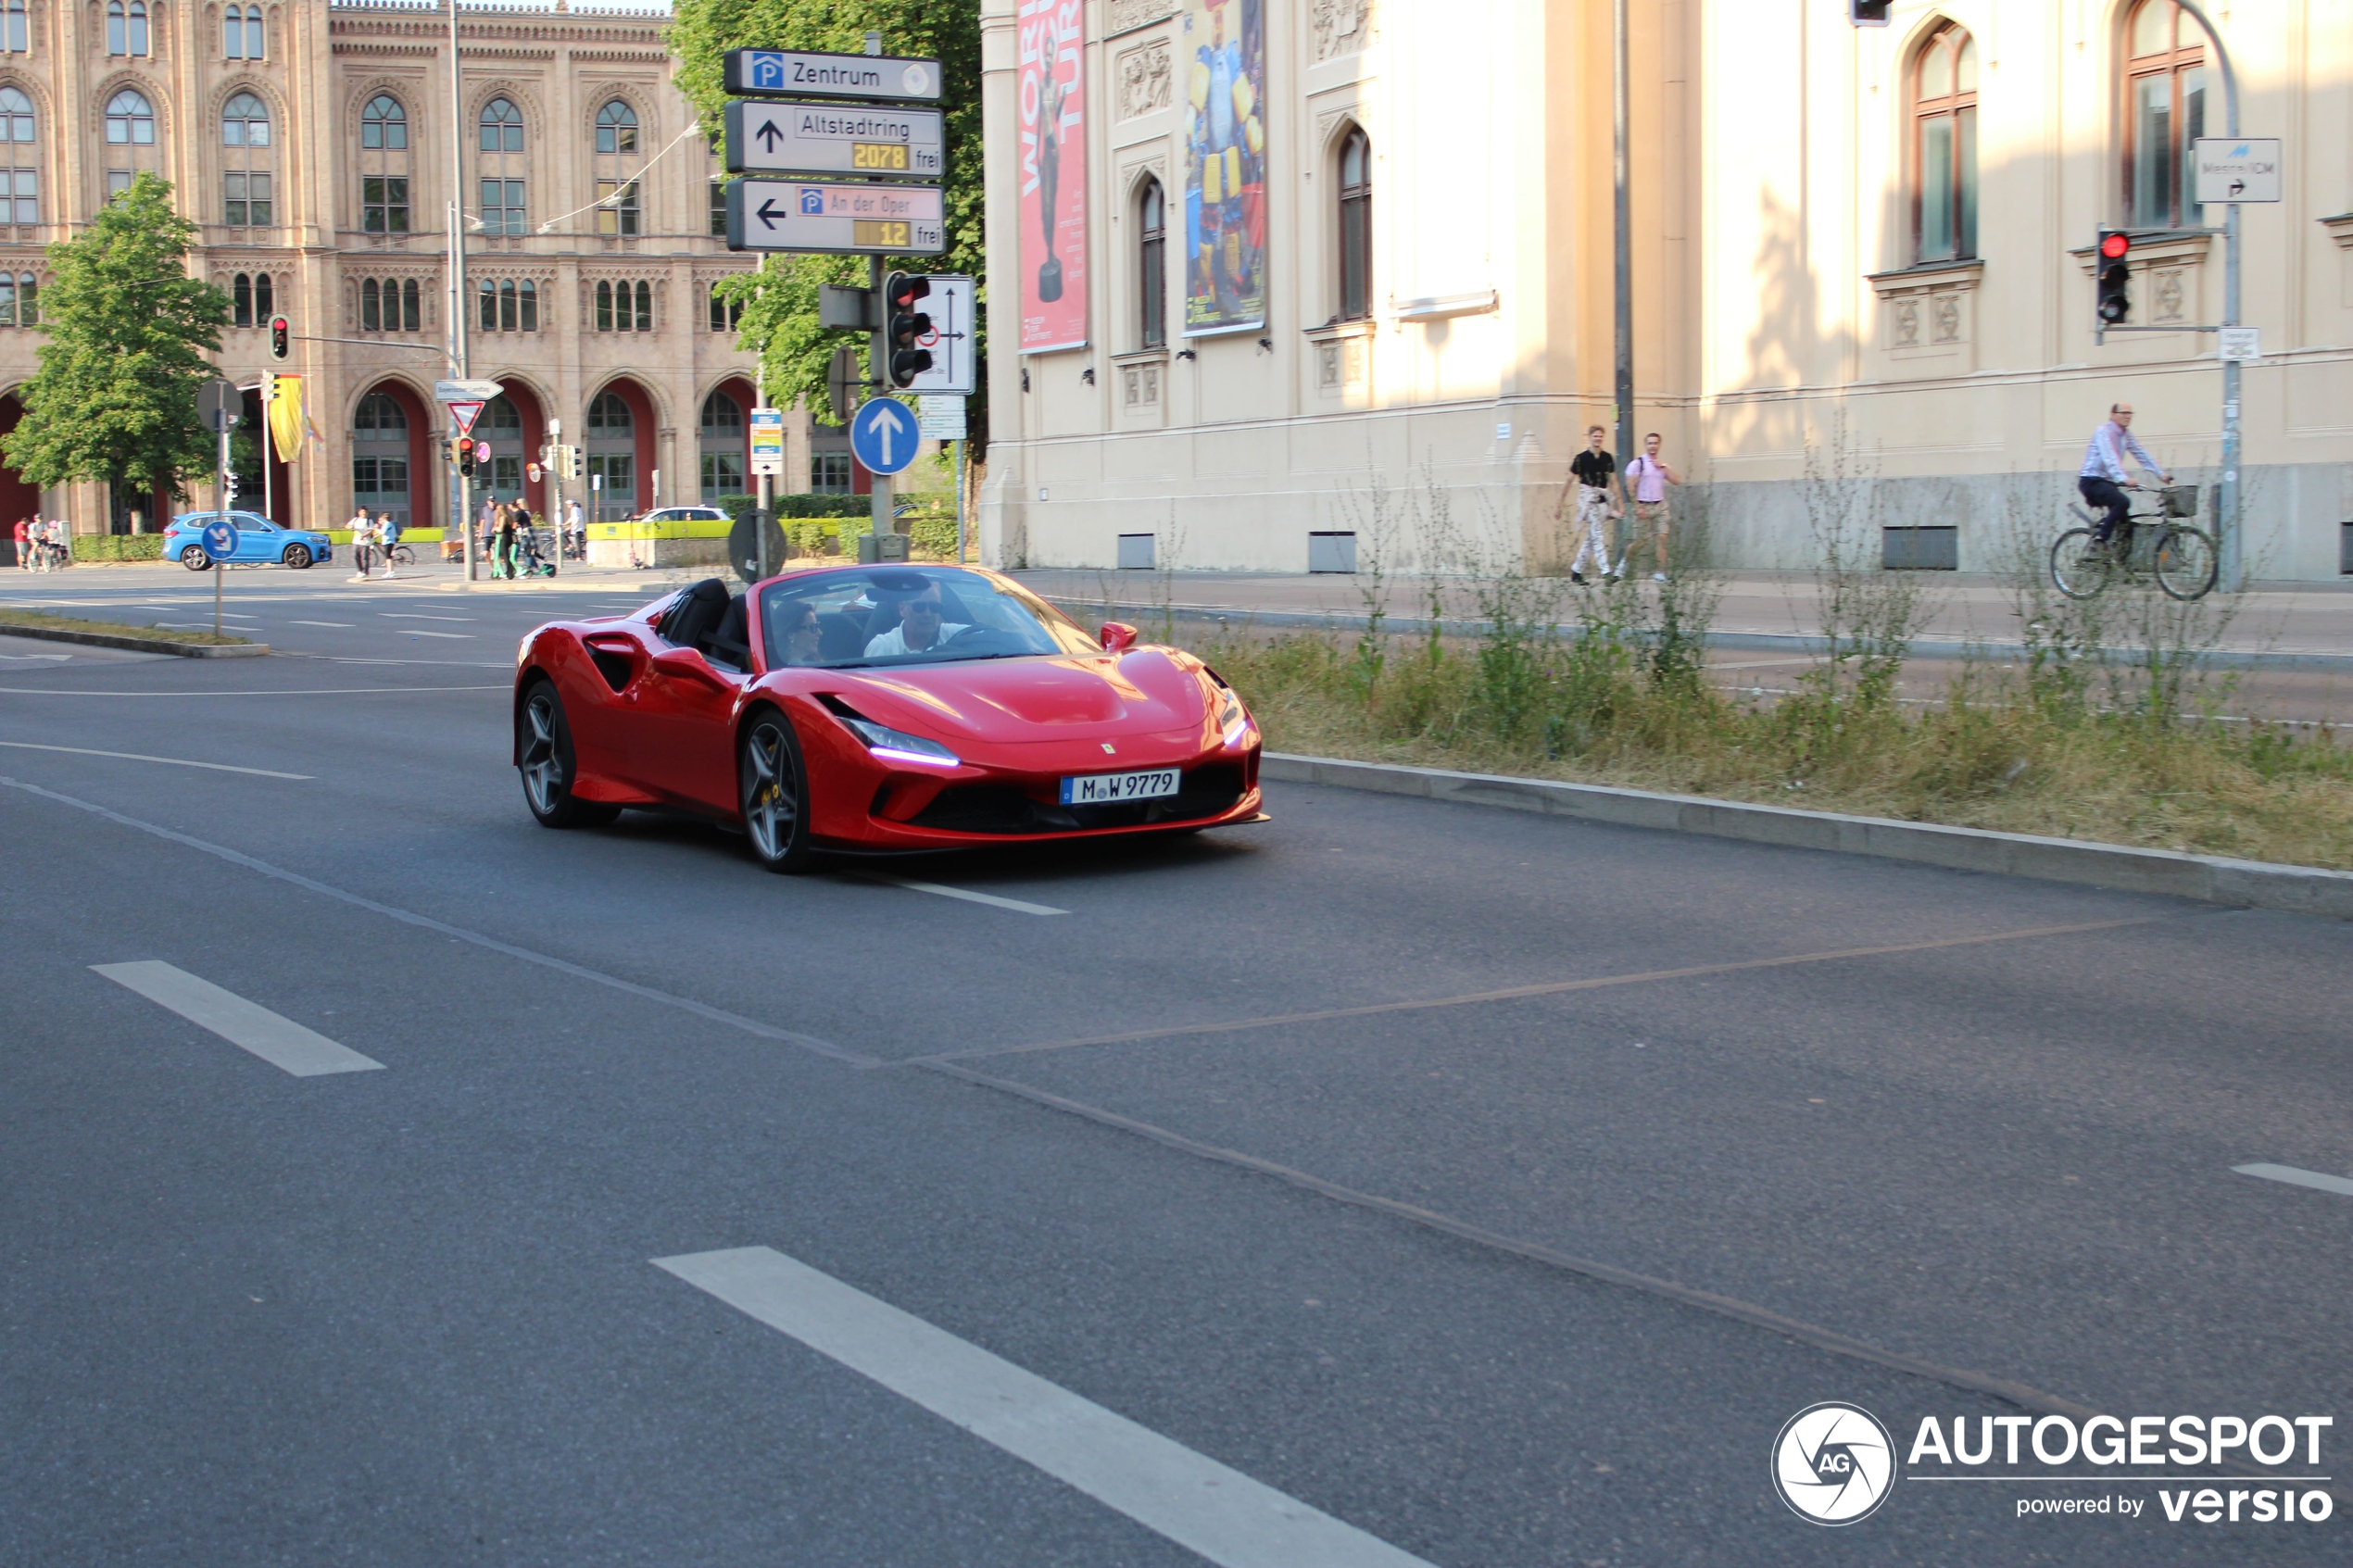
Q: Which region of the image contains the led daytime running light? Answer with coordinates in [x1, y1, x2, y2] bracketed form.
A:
[842, 716, 961, 768]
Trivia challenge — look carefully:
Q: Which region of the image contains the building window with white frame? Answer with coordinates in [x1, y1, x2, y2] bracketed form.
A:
[2124, 0, 2207, 231]
[1912, 23, 1978, 263]
[1138, 177, 1165, 349]
[1336, 128, 1371, 322]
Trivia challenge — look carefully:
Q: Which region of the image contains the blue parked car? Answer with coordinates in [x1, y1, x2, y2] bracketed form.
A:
[166, 510, 333, 571]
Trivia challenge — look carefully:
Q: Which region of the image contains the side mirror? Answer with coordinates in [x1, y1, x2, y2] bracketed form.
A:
[1100, 621, 1139, 653]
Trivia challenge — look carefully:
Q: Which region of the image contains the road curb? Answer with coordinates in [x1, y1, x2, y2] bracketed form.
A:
[1262, 752, 2353, 919]
[0, 623, 270, 659]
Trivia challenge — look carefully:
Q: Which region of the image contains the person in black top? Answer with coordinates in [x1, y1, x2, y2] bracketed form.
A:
[1563, 425, 1618, 583]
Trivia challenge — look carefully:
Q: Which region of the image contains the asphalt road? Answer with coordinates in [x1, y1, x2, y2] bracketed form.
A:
[2, 569, 2348, 1565]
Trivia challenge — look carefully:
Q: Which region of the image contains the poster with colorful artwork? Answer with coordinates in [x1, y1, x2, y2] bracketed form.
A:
[1182, 0, 1265, 334]
[1018, 0, 1088, 353]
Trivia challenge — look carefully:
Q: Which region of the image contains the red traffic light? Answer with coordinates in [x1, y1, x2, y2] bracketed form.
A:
[2100, 232, 2131, 259]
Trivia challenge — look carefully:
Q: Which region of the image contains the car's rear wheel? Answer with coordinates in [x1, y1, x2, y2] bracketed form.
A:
[180, 546, 211, 571]
[283, 544, 312, 569]
[738, 709, 813, 872]
[518, 679, 619, 829]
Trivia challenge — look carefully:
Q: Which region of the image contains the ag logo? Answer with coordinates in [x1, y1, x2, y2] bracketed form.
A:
[1771, 1402, 1897, 1525]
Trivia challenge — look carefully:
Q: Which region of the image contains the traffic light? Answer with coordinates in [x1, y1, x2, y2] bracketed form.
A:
[456, 436, 476, 477]
[885, 271, 933, 388]
[1849, 1, 1892, 22]
[2096, 230, 2133, 326]
[270, 315, 289, 360]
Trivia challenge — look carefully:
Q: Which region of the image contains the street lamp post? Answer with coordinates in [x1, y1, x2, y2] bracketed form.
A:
[448, 0, 475, 582]
[2172, 0, 2244, 589]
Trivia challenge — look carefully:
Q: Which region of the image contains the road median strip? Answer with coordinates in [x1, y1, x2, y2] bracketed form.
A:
[1264, 753, 2353, 919]
[0, 611, 268, 659]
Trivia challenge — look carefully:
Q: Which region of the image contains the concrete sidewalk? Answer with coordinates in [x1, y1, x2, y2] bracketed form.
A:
[1012, 568, 2353, 669]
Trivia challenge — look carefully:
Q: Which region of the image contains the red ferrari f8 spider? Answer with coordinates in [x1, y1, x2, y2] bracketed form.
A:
[511, 565, 1265, 870]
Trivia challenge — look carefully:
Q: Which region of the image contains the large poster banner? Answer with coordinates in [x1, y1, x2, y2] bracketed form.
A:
[1183, 0, 1265, 334]
[1018, 0, 1088, 352]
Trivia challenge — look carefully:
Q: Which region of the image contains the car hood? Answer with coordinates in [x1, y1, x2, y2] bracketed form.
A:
[823, 650, 1210, 741]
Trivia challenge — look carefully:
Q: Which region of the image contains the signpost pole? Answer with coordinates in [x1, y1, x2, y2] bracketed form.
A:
[953, 438, 964, 564]
[2177, 0, 2242, 589]
[215, 426, 229, 638]
[754, 366, 773, 579]
[447, 0, 476, 583]
[1611, 0, 1635, 573]
[869, 252, 891, 555]
[260, 369, 271, 527]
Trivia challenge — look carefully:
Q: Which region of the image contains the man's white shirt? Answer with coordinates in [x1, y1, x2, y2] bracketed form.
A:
[863, 622, 969, 658]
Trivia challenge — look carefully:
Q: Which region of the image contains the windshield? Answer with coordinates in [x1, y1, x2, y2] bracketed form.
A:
[760, 566, 1101, 670]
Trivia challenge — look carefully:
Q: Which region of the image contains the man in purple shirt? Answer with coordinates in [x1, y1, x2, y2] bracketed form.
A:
[2078, 402, 2171, 548]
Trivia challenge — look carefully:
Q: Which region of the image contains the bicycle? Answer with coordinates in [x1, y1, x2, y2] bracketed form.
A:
[2051, 483, 2217, 602]
[386, 543, 416, 568]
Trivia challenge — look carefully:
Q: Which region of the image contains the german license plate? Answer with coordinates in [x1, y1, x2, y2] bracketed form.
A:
[1060, 768, 1180, 805]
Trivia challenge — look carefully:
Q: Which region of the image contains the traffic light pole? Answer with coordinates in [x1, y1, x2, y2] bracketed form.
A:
[868, 251, 891, 554]
[2171, 0, 2244, 590]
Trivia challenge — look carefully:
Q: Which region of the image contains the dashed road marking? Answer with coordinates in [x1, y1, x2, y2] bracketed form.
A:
[91, 960, 384, 1077]
[0, 740, 311, 779]
[2234, 1163, 2353, 1198]
[867, 874, 1067, 916]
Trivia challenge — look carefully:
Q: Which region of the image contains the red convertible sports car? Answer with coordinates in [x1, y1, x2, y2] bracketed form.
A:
[511, 565, 1265, 870]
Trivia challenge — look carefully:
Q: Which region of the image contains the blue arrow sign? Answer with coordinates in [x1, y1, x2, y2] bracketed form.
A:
[849, 397, 921, 476]
[200, 519, 239, 561]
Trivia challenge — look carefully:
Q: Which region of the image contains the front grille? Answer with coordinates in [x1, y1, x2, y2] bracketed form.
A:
[911, 763, 1245, 835]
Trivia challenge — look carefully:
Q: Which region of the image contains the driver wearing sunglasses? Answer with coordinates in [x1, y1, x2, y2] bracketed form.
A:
[863, 583, 970, 658]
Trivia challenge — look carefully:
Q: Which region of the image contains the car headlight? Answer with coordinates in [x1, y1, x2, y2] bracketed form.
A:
[1217, 695, 1251, 747]
[840, 716, 961, 768]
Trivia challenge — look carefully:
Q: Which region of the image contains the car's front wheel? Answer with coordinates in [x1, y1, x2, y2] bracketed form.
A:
[179, 546, 211, 571]
[738, 709, 813, 872]
[517, 679, 620, 829]
[283, 544, 312, 569]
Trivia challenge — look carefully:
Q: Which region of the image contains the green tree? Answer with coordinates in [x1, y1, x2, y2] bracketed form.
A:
[670, 0, 988, 455]
[4, 174, 231, 522]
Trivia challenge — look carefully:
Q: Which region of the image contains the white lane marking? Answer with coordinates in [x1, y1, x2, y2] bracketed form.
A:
[396, 630, 473, 639]
[2234, 1163, 2353, 1198]
[290, 620, 355, 628]
[91, 961, 384, 1077]
[0, 652, 71, 662]
[382, 613, 475, 622]
[869, 874, 1068, 916]
[0, 740, 311, 779]
[653, 1248, 1437, 1568]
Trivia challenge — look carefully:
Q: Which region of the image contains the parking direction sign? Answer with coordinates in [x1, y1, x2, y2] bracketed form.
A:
[724, 49, 941, 102]
[725, 179, 945, 255]
[725, 99, 944, 179]
[749, 407, 786, 476]
[849, 397, 921, 476]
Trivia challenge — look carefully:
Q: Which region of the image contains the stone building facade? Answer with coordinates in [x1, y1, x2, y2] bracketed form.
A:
[978, 0, 2353, 583]
[0, 0, 778, 540]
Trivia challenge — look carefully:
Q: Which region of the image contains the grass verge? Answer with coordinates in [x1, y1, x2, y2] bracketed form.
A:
[0, 608, 255, 646]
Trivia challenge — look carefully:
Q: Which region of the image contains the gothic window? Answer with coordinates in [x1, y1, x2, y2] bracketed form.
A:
[709, 178, 727, 238]
[401, 277, 419, 332]
[0, 270, 33, 325]
[479, 277, 538, 332]
[708, 282, 742, 333]
[5, 0, 25, 53]
[107, 0, 149, 56]
[698, 390, 744, 502]
[1337, 129, 1372, 322]
[2124, 0, 2207, 230]
[233, 271, 251, 326]
[1137, 177, 1165, 349]
[352, 392, 411, 530]
[360, 277, 380, 332]
[231, 271, 274, 328]
[478, 97, 525, 236]
[105, 89, 156, 200]
[0, 87, 32, 223]
[634, 279, 651, 331]
[594, 100, 642, 236]
[223, 93, 272, 229]
[256, 271, 272, 323]
[225, 4, 263, 60]
[360, 95, 409, 234]
[1910, 24, 1979, 263]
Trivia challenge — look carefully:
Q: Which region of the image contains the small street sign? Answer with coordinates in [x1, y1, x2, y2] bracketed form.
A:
[724, 99, 945, 179]
[749, 407, 786, 476]
[434, 378, 504, 404]
[197, 378, 242, 434]
[2195, 139, 2283, 204]
[724, 179, 946, 255]
[902, 274, 976, 395]
[2219, 326, 2262, 361]
[527, 462, 542, 483]
[724, 49, 941, 103]
[849, 397, 921, 476]
[200, 518, 239, 560]
[474, 441, 494, 461]
[447, 400, 485, 436]
[917, 395, 966, 442]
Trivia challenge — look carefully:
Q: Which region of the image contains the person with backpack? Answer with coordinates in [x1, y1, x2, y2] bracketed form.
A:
[378, 510, 401, 578]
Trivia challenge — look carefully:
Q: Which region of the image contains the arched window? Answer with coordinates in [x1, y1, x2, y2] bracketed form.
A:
[0, 87, 34, 224]
[1336, 128, 1372, 322]
[107, 0, 150, 56]
[225, 4, 262, 60]
[105, 89, 155, 199]
[708, 282, 742, 333]
[256, 272, 272, 323]
[2124, 0, 2207, 230]
[400, 277, 420, 332]
[479, 97, 526, 236]
[352, 392, 411, 530]
[479, 96, 522, 153]
[1912, 23, 1979, 262]
[699, 390, 742, 439]
[223, 93, 273, 230]
[709, 178, 727, 237]
[0, 270, 32, 326]
[355, 392, 407, 433]
[634, 280, 652, 332]
[233, 272, 253, 328]
[587, 391, 632, 433]
[699, 391, 744, 502]
[361, 95, 410, 234]
[1138, 177, 1166, 349]
[360, 277, 380, 332]
[130, 1, 148, 56]
[585, 390, 635, 519]
[595, 279, 612, 332]
[5, 0, 26, 54]
[595, 100, 642, 236]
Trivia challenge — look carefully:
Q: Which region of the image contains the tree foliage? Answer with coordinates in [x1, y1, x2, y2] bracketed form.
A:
[5, 174, 229, 505]
[670, 0, 988, 456]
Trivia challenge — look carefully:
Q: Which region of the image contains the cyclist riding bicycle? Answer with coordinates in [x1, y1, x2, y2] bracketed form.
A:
[2078, 402, 2171, 554]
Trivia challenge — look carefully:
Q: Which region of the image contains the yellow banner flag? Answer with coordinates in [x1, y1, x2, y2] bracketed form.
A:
[267, 373, 304, 463]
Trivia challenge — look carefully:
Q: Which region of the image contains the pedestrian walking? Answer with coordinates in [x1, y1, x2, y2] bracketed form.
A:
[11, 517, 28, 571]
[1623, 433, 1683, 583]
[1562, 425, 1617, 584]
[347, 505, 372, 581]
[41, 517, 65, 570]
[377, 510, 401, 578]
[565, 496, 584, 560]
[494, 503, 518, 580]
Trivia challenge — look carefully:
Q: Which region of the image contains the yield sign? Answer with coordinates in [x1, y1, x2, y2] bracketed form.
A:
[447, 401, 484, 436]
